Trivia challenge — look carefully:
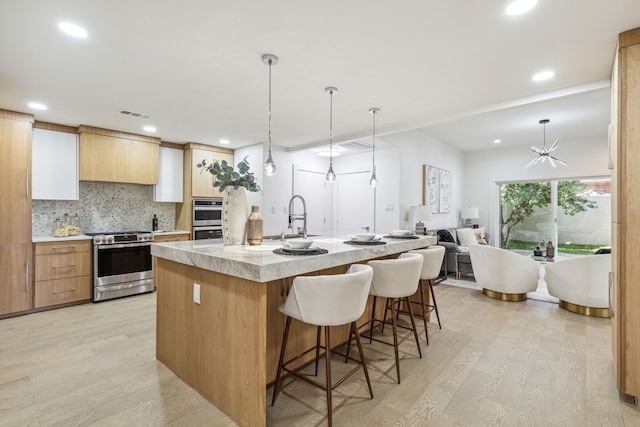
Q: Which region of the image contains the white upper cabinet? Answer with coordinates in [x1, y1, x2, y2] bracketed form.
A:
[154, 146, 184, 202]
[32, 128, 79, 200]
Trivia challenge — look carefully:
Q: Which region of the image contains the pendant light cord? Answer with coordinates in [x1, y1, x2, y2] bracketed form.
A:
[371, 111, 376, 168]
[329, 89, 333, 167]
[268, 59, 272, 155]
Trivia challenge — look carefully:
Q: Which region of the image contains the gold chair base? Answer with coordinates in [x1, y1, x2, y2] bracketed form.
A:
[482, 289, 527, 302]
[559, 300, 610, 318]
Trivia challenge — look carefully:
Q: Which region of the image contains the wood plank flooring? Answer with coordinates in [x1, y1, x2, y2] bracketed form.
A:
[1, 283, 639, 426]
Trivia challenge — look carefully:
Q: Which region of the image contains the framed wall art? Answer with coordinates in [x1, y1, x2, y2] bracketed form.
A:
[422, 165, 451, 214]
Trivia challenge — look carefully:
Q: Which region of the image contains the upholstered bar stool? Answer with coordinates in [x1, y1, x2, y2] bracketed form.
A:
[407, 245, 446, 345]
[352, 252, 423, 384]
[271, 264, 374, 427]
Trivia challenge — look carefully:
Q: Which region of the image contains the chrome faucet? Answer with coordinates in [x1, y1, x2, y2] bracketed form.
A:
[288, 194, 307, 239]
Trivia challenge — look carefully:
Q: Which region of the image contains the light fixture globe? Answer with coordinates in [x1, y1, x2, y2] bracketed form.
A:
[262, 54, 278, 176]
[325, 87, 338, 183]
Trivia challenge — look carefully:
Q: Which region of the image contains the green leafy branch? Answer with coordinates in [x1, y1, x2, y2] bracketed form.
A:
[197, 156, 262, 193]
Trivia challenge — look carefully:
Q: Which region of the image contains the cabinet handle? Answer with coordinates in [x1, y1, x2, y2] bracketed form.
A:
[52, 245, 76, 250]
[53, 288, 76, 294]
[164, 238, 180, 242]
[609, 271, 615, 318]
[52, 264, 76, 269]
[25, 262, 29, 291]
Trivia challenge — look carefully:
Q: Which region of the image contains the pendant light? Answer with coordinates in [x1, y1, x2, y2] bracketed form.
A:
[522, 119, 567, 168]
[368, 107, 380, 187]
[325, 87, 338, 182]
[262, 54, 278, 176]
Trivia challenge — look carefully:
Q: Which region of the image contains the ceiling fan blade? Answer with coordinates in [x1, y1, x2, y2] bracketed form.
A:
[548, 139, 560, 152]
[522, 157, 538, 168]
[549, 155, 567, 165]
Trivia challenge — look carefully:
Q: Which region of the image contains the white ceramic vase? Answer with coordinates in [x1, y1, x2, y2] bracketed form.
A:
[222, 187, 248, 245]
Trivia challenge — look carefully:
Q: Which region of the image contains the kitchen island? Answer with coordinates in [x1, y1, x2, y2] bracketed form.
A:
[152, 235, 436, 427]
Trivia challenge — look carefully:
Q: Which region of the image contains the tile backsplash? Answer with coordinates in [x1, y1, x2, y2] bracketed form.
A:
[32, 182, 177, 236]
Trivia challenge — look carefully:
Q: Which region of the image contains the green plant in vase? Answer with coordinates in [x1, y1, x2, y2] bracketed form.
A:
[197, 156, 261, 193]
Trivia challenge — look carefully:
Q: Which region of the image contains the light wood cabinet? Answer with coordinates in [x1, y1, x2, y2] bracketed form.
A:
[175, 143, 234, 233]
[33, 240, 91, 308]
[154, 233, 190, 243]
[78, 125, 160, 185]
[0, 110, 34, 317]
[611, 27, 640, 403]
[32, 127, 79, 200]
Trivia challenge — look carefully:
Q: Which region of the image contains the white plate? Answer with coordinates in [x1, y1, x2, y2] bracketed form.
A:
[351, 236, 382, 242]
[391, 229, 411, 236]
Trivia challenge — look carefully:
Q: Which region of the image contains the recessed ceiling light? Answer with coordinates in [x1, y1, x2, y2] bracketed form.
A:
[532, 70, 555, 81]
[220, 139, 230, 145]
[58, 22, 88, 38]
[28, 102, 47, 110]
[143, 125, 156, 132]
[316, 148, 342, 157]
[506, 0, 537, 15]
[493, 139, 502, 144]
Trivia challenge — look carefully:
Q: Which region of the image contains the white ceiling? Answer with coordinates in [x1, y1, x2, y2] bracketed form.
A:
[0, 1, 638, 154]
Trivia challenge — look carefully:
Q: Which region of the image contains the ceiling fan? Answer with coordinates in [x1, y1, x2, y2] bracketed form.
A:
[522, 119, 567, 168]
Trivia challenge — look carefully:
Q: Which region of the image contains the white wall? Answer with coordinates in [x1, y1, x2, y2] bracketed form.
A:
[383, 130, 466, 231]
[462, 135, 611, 244]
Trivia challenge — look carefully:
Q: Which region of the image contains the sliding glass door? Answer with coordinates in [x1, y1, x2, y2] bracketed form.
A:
[499, 178, 610, 255]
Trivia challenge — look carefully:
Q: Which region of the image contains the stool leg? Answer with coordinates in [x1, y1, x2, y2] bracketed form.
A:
[345, 322, 353, 363]
[418, 280, 429, 346]
[405, 296, 422, 359]
[315, 326, 321, 375]
[389, 297, 401, 384]
[325, 326, 333, 427]
[272, 316, 292, 406]
[429, 279, 442, 329]
[369, 296, 378, 344]
[352, 321, 374, 399]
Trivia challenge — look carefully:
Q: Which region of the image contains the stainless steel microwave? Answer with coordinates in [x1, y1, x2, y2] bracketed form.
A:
[192, 199, 223, 226]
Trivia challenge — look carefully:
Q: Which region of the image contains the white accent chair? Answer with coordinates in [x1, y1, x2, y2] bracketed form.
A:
[468, 245, 539, 301]
[271, 264, 374, 427]
[545, 254, 611, 318]
[408, 246, 446, 345]
[357, 252, 424, 384]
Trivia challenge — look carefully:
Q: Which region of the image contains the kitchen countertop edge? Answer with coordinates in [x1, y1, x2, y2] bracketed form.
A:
[33, 234, 94, 243]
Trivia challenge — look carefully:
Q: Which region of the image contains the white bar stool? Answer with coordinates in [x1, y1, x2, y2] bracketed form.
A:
[271, 264, 374, 427]
[350, 252, 423, 384]
[408, 246, 446, 345]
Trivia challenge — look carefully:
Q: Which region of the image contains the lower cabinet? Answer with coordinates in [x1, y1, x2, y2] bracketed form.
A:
[154, 233, 190, 243]
[34, 240, 92, 308]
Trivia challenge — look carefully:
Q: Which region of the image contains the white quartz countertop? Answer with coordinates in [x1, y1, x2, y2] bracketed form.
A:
[153, 230, 190, 236]
[151, 234, 437, 283]
[32, 234, 93, 243]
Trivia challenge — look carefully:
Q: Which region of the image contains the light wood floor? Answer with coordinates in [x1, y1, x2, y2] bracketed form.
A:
[1, 284, 639, 426]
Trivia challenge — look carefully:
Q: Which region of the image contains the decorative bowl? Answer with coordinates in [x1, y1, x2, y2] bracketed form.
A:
[287, 239, 313, 249]
[355, 233, 376, 241]
[391, 229, 411, 236]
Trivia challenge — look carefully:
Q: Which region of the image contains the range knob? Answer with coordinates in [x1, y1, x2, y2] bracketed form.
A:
[105, 235, 114, 244]
[93, 236, 103, 244]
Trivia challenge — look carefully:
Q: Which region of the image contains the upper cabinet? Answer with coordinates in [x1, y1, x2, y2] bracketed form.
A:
[78, 125, 160, 185]
[154, 145, 184, 203]
[190, 146, 234, 198]
[32, 125, 79, 200]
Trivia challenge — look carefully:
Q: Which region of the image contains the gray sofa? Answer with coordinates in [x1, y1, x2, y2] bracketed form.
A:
[434, 227, 490, 279]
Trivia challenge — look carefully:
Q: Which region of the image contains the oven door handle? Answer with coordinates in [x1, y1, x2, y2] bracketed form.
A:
[97, 242, 152, 250]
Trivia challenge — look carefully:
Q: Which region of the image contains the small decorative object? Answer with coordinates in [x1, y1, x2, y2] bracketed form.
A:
[197, 156, 261, 246]
[546, 240, 555, 259]
[247, 205, 264, 246]
[408, 205, 431, 235]
[152, 214, 158, 231]
[461, 207, 479, 228]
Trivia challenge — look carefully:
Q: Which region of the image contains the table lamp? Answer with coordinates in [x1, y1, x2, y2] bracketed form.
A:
[409, 205, 432, 235]
[461, 207, 479, 228]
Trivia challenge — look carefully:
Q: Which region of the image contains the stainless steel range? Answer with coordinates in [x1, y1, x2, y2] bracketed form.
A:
[86, 231, 155, 302]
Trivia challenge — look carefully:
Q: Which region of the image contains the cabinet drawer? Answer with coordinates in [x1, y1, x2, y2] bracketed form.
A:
[154, 234, 190, 243]
[34, 276, 91, 308]
[35, 240, 91, 255]
[35, 252, 91, 281]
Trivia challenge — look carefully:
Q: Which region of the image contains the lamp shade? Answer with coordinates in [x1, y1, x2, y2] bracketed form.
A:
[409, 205, 432, 225]
[461, 207, 479, 219]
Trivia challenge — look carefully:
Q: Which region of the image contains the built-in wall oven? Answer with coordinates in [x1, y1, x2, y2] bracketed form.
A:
[87, 231, 155, 302]
[192, 199, 224, 241]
